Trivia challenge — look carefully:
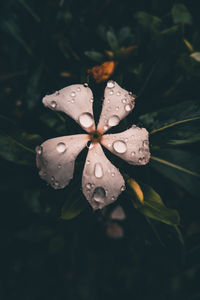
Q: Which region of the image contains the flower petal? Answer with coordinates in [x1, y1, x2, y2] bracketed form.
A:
[42, 84, 95, 132]
[82, 143, 125, 210]
[36, 134, 89, 189]
[101, 125, 150, 165]
[97, 81, 135, 133]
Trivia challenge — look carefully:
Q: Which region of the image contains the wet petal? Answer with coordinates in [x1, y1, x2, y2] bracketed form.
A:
[82, 143, 125, 210]
[97, 81, 135, 133]
[42, 84, 95, 132]
[36, 134, 88, 189]
[101, 125, 150, 165]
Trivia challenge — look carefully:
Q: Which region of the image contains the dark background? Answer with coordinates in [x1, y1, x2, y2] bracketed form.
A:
[1, 0, 200, 299]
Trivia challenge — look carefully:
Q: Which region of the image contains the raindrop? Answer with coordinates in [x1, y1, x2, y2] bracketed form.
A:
[139, 148, 144, 153]
[125, 104, 132, 112]
[70, 91, 76, 97]
[83, 83, 88, 87]
[86, 160, 90, 165]
[111, 172, 115, 177]
[125, 138, 128, 142]
[104, 125, 108, 131]
[54, 181, 59, 188]
[107, 143, 111, 148]
[86, 183, 92, 191]
[121, 185, 126, 191]
[90, 97, 94, 103]
[50, 101, 57, 109]
[138, 157, 143, 163]
[108, 115, 120, 127]
[77, 87, 81, 92]
[56, 142, 67, 153]
[94, 163, 103, 178]
[107, 81, 115, 88]
[122, 98, 128, 104]
[111, 196, 115, 201]
[113, 140, 127, 154]
[92, 187, 106, 203]
[35, 145, 42, 155]
[131, 151, 135, 156]
[57, 164, 62, 169]
[79, 113, 94, 128]
[143, 140, 149, 147]
[56, 91, 60, 96]
[71, 99, 75, 103]
[51, 176, 55, 182]
[109, 90, 114, 95]
[116, 106, 119, 111]
[116, 91, 121, 96]
[107, 100, 110, 104]
[86, 141, 94, 149]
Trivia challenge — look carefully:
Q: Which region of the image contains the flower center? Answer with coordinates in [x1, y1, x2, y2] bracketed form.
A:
[89, 130, 102, 143]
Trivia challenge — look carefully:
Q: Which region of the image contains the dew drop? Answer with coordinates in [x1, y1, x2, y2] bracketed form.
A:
[94, 163, 103, 178]
[50, 101, 57, 109]
[57, 164, 62, 169]
[131, 151, 135, 156]
[111, 172, 115, 177]
[125, 104, 132, 112]
[138, 157, 143, 163]
[107, 100, 110, 104]
[104, 125, 108, 131]
[139, 148, 144, 153]
[122, 98, 128, 104]
[111, 196, 115, 201]
[79, 112, 94, 128]
[56, 142, 67, 153]
[143, 140, 149, 147]
[83, 83, 88, 87]
[116, 91, 121, 96]
[116, 106, 119, 111]
[54, 181, 59, 188]
[107, 81, 115, 88]
[35, 145, 42, 155]
[109, 90, 114, 95]
[86, 160, 90, 165]
[92, 187, 106, 203]
[71, 99, 75, 103]
[71, 91, 76, 97]
[113, 140, 127, 154]
[121, 185, 126, 191]
[107, 143, 111, 148]
[108, 115, 120, 127]
[90, 97, 94, 103]
[86, 183, 92, 191]
[77, 87, 81, 92]
[51, 176, 55, 182]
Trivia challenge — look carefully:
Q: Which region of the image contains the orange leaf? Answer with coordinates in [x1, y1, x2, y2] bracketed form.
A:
[88, 61, 115, 83]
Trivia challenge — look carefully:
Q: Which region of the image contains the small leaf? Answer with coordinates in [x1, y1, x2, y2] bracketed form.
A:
[135, 11, 161, 33]
[106, 30, 119, 51]
[150, 149, 200, 197]
[61, 191, 87, 220]
[118, 26, 132, 44]
[84, 51, 104, 62]
[190, 52, 200, 62]
[127, 178, 144, 204]
[171, 3, 192, 25]
[130, 183, 180, 226]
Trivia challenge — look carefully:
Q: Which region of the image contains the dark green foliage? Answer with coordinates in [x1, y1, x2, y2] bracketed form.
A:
[0, 0, 200, 299]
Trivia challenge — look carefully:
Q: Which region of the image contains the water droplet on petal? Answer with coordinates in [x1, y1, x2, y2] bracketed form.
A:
[139, 148, 144, 153]
[122, 98, 127, 104]
[111, 172, 115, 177]
[57, 164, 62, 169]
[116, 106, 119, 111]
[77, 87, 81, 92]
[111, 196, 115, 201]
[83, 83, 88, 87]
[131, 151, 135, 156]
[107, 100, 110, 104]
[56, 142, 67, 153]
[107, 143, 111, 148]
[138, 157, 143, 163]
[113, 140, 127, 153]
[79, 113, 94, 128]
[90, 97, 94, 103]
[125, 104, 132, 112]
[93, 187, 106, 203]
[86, 160, 90, 165]
[94, 163, 103, 178]
[121, 185, 126, 191]
[116, 91, 121, 96]
[143, 140, 149, 147]
[108, 115, 120, 127]
[51, 176, 55, 182]
[54, 181, 59, 188]
[70, 91, 75, 97]
[104, 125, 108, 131]
[109, 90, 114, 95]
[107, 81, 115, 88]
[35, 145, 42, 155]
[50, 101, 57, 109]
[86, 183, 92, 191]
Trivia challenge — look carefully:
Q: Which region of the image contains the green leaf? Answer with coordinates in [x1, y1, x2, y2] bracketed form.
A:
[130, 183, 180, 226]
[106, 30, 119, 51]
[150, 149, 200, 197]
[171, 3, 192, 25]
[134, 11, 161, 33]
[0, 131, 41, 165]
[118, 26, 133, 44]
[190, 52, 200, 62]
[61, 190, 87, 220]
[139, 101, 200, 134]
[84, 51, 104, 62]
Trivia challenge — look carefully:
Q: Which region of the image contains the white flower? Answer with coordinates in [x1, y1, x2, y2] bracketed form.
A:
[36, 81, 150, 210]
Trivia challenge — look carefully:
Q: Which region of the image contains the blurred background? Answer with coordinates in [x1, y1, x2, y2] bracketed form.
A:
[1, 0, 200, 299]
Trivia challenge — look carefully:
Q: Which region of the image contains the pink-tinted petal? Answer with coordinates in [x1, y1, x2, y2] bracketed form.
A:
[101, 125, 150, 165]
[110, 205, 126, 220]
[106, 223, 124, 239]
[42, 84, 95, 132]
[82, 143, 125, 210]
[36, 134, 88, 189]
[97, 81, 135, 133]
